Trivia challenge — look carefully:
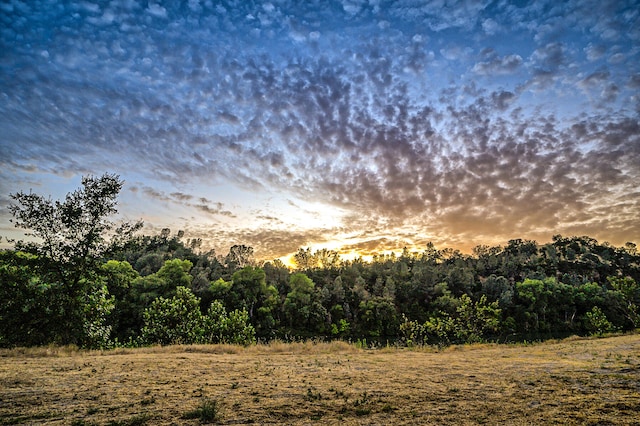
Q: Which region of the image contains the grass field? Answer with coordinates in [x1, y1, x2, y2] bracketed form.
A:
[1, 334, 639, 425]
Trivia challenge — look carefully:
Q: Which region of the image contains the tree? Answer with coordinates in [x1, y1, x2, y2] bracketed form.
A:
[230, 266, 267, 319]
[283, 273, 315, 328]
[7, 173, 142, 346]
[606, 276, 640, 328]
[0, 250, 52, 347]
[293, 247, 315, 270]
[102, 260, 139, 299]
[359, 297, 399, 338]
[141, 287, 255, 346]
[80, 280, 115, 349]
[514, 278, 553, 332]
[9, 173, 142, 288]
[100, 260, 140, 342]
[225, 245, 255, 270]
[202, 300, 256, 345]
[156, 259, 193, 289]
[584, 306, 615, 335]
[141, 286, 205, 345]
[453, 294, 502, 343]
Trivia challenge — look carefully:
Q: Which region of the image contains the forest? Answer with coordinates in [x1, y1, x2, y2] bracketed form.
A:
[1, 173, 639, 349]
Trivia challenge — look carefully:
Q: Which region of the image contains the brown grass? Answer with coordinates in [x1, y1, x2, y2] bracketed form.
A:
[1, 334, 639, 425]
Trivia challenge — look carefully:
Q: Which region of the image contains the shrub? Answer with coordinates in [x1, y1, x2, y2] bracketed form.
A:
[183, 398, 221, 423]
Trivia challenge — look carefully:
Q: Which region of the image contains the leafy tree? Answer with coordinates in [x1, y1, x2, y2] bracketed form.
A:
[80, 280, 115, 349]
[254, 283, 279, 338]
[220, 308, 256, 345]
[606, 276, 640, 328]
[292, 247, 341, 270]
[481, 275, 512, 306]
[156, 258, 193, 289]
[283, 273, 315, 326]
[9, 173, 142, 289]
[514, 278, 554, 332]
[263, 259, 291, 296]
[0, 251, 52, 346]
[141, 287, 255, 346]
[101, 260, 139, 300]
[115, 259, 194, 340]
[293, 247, 315, 270]
[453, 294, 501, 343]
[358, 297, 399, 338]
[399, 315, 427, 347]
[229, 266, 267, 319]
[585, 306, 616, 335]
[210, 277, 233, 300]
[202, 299, 256, 345]
[6, 173, 141, 346]
[141, 286, 205, 345]
[331, 319, 351, 337]
[314, 248, 341, 270]
[225, 244, 255, 270]
[100, 260, 140, 342]
[430, 282, 460, 316]
[283, 273, 328, 333]
[134, 252, 166, 276]
[423, 315, 457, 346]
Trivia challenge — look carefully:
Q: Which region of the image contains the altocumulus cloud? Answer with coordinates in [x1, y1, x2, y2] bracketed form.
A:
[1, 0, 639, 259]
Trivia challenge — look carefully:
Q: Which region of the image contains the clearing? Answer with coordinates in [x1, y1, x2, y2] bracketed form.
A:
[1, 334, 639, 425]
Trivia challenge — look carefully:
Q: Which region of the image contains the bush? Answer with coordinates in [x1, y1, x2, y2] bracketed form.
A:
[585, 306, 616, 335]
[141, 287, 255, 346]
[141, 287, 205, 345]
[183, 398, 221, 423]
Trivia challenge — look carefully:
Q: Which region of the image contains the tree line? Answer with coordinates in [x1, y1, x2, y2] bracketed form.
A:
[1, 173, 638, 348]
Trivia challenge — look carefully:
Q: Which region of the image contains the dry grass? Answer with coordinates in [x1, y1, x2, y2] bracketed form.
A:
[1, 335, 639, 425]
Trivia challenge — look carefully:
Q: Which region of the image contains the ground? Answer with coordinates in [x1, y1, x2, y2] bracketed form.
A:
[1, 334, 639, 425]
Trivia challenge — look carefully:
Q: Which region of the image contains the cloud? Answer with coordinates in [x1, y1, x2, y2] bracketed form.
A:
[482, 18, 500, 35]
[146, 3, 167, 19]
[472, 51, 523, 75]
[1, 0, 639, 258]
[578, 70, 610, 89]
[628, 73, 640, 88]
[490, 90, 516, 110]
[585, 43, 607, 61]
[195, 204, 236, 217]
[389, 0, 491, 32]
[170, 192, 194, 201]
[190, 226, 331, 260]
[132, 186, 237, 218]
[340, 238, 399, 256]
[530, 42, 567, 72]
[440, 45, 472, 61]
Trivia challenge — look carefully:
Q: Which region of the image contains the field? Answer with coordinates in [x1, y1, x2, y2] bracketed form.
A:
[1, 334, 639, 425]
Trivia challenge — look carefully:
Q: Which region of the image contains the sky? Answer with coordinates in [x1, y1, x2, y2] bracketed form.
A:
[1, 0, 639, 262]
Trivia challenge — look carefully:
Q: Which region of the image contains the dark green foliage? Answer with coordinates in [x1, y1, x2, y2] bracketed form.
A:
[2, 175, 640, 350]
[141, 286, 206, 345]
[2, 174, 141, 348]
[8, 173, 142, 291]
[584, 306, 616, 335]
[141, 287, 255, 346]
[0, 250, 54, 347]
[358, 297, 399, 338]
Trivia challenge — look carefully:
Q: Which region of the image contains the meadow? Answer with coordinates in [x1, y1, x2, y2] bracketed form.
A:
[1, 334, 639, 425]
